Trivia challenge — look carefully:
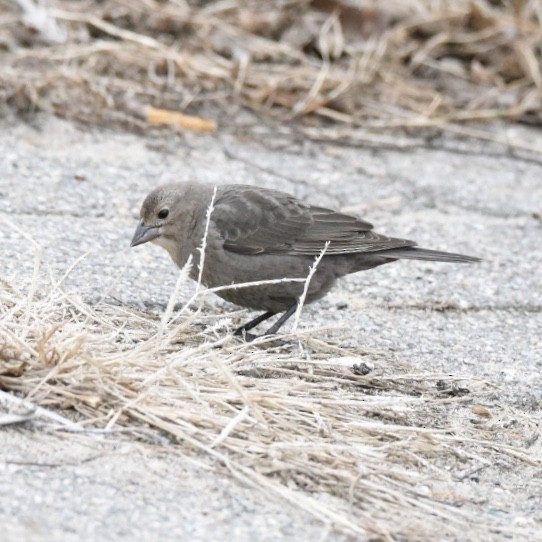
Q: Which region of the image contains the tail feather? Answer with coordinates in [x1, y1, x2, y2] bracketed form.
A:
[381, 247, 481, 263]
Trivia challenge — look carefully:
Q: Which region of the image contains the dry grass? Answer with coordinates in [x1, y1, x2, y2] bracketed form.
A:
[1, 249, 540, 540]
[1, 0, 542, 141]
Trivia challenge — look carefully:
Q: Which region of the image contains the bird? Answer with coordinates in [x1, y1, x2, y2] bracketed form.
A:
[131, 182, 480, 338]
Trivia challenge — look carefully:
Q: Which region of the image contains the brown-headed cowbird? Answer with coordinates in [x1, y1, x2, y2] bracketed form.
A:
[131, 182, 480, 337]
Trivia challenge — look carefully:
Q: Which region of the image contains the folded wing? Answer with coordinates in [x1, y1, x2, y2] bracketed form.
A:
[213, 185, 415, 256]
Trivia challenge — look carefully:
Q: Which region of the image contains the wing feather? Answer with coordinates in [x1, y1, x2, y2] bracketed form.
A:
[212, 185, 415, 256]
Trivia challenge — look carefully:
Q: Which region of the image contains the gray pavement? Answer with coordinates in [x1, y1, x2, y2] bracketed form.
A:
[1, 114, 541, 540]
[1, 429, 331, 542]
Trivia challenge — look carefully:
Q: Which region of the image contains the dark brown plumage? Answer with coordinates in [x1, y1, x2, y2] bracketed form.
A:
[131, 182, 480, 337]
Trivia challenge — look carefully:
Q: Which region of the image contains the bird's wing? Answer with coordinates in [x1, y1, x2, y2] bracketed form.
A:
[212, 185, 415, 256]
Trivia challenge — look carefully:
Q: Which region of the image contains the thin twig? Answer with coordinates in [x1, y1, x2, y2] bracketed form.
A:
[292, 241, 329, 332]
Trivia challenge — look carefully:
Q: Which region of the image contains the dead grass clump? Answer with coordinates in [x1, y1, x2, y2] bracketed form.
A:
[1, 0, 542, 135]
[1, 267, 540, 539]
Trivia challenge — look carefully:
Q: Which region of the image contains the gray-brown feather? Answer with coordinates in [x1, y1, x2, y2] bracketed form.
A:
[137, 181, 479, 313]
[213, 185, 415, 257]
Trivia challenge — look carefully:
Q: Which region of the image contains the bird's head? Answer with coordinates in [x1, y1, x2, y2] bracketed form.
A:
[131, 185, 183, 248]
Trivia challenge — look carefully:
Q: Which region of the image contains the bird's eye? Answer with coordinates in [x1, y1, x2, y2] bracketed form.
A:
[158, 209, 169, 220]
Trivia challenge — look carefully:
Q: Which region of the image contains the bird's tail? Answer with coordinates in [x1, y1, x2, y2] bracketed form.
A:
[381, 247, 481, 263]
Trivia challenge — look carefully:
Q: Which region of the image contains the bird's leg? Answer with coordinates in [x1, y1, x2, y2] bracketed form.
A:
[263, 302, 298, 336]
[234, 303, 297, 342]
[234, 311, 275, 336]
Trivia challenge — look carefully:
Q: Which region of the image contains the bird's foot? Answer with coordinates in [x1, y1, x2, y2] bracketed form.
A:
[233, 329, 288, 347]
[234, 329, 258, 342]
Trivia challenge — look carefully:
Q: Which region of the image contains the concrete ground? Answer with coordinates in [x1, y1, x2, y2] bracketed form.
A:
[1, 114, 541, 540]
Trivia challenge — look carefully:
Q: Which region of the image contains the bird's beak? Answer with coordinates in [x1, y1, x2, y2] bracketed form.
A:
[131, 222, 160, 247]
